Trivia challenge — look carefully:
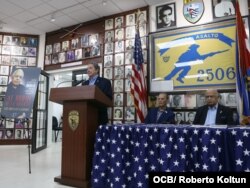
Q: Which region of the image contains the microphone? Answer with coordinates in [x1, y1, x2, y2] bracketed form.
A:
[56, 80, 74, 88]
[73, 79, 86, 86]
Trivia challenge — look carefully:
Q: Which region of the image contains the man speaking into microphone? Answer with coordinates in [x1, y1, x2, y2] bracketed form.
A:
[78, 62, 112, 125]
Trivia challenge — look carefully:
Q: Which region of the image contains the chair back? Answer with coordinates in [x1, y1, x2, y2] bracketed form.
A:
[52, 116, 58, 130]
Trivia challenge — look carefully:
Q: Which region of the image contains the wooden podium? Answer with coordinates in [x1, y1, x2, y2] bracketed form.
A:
[49, 86, 112, 188]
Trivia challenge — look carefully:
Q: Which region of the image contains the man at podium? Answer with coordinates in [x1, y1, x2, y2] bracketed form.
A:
[82, 62, 112, 125]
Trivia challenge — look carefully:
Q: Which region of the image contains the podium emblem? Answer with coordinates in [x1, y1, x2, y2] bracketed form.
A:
[68, 110, 79, 131]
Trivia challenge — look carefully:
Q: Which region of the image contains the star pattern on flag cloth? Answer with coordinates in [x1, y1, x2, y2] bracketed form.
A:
[91, 125, 250, 188]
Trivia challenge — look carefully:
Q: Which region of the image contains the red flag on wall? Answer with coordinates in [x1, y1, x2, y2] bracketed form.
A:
[235, 0, 250, 125]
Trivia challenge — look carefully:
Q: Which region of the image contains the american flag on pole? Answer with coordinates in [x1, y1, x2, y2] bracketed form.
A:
[131, 11, 147, 123]
[235, 1, 250, 125]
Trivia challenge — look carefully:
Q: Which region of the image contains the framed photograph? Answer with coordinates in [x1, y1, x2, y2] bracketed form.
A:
[156, 3, 176, 30]
[21, 47, 29, 56]
[28, 38, 38, 47]
[0, 130, 4, 139]
[45, 55, 51, 65]
[20, 37, 28, 46]
[149, 19, 236, 91]
[88, 34, 99, 46]
[75, 49, 82, 60]
[105, 30, 114, 43]
[15, 119, 24, 128]
[125, 79, 131, 92]
[196, 94, 206, 107]
[170, 94, 185, 108]
[58, 52, 66, 63]
[19, 57, 28, 66]
[126, 14, 135, 26]
[0, 76, 8, 85]
[115, 16, 124, 29]
[114, 66, 124, 79]
[184, 94, 197, 108]
[126, 93, 134, 106]
[91, 45, 100, 57]
[113, 107, 123, 119]
[6, 119, 14, 128]
[125, 107, 135, 120]
[105, 19, 114, 30]
[0, 35, 2, 44]
[3, 35, 12, 45]
[139, 24, 147, 37]
[28, 57, 36, 66]
[104, 67, 112, 79]
[104, 43, 113, 54]
[52, 54, 59, 64]
[125, 26, 135, 39]
[2, 46, 11, 55]
[114, 93, 123, 106]
[104, 55, 113, 67]
[11, 46, 21, 55]
[174, 112, 185, 125]
[125, 65, 132, 79]
[71, 38, 79, 49]
[185, 111, 196, 125]
[5, 129, 14, 139]
[12, 36, 20, 45]
[66, 51, 75, 61]
[15, 129, 23, 139]
[2, 55, 11, 65]
[45, 45, 52, 55]
[115, 40, 124, 53]
[62, 41, 69, 51]
[0, 86, 7, 96]
[125, 51, 134, 64]
[115, 28, 124, 41]
[0, 65, 9, 75]
[137, 10, 147, 25]
[114, 53, 124, 66]
[11, 57, 19, 66]
[81, 34, 89, 47]
[224, 92, 237, 107]
[53, 43, 61, 53]
[83, 47, 91, 58]
[114, 79, 123, 92]
[212, 0, 236, 19]
[125, 39, 135, 50]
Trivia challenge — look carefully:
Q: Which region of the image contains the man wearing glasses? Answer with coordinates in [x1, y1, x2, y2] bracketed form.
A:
[193, 89, 234, 126]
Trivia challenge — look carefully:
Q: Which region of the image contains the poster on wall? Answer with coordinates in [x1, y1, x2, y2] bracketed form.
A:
[2, 66, 41, 119]
[149, 19, 236, 91]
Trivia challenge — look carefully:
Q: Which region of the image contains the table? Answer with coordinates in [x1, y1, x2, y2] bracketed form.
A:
[91, 124, 250, 188]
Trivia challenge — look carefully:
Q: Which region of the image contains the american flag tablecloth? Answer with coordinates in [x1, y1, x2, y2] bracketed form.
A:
[91, 124, 250, 188]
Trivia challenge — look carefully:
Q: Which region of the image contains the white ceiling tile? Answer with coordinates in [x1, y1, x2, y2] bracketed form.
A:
[14, 11, 38, 22]
[48, 0, 79, 9]
[9, 0, 43, 9]
[89, 2, 121, 17]
[61, 5, 84, 14]
[29, 4, 56, 17]
[33, 21, 60, 32]
[0, 1, 24, 16]
[67, 8, 98, 22]
[51, 15, 80, 28]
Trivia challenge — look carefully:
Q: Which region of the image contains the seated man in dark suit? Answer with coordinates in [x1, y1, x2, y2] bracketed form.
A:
[145, 93, 175, 124]
[193, 89, 234, 126]
[81, 62, 112, 125]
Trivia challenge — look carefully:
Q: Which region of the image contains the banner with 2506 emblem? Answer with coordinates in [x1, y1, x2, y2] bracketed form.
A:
[149, 19, 236, 91]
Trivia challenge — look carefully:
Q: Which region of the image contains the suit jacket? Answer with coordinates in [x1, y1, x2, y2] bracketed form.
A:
[145, 107, 175, 124]
[82, 76, 112, 125]
[193, 104, 234, 125]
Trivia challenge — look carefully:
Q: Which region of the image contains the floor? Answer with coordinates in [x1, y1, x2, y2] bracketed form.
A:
[0, 141, 72, 188]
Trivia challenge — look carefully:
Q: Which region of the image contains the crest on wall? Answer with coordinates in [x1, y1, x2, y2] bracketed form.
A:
[183, 0, 204, 24]
[68, 110, 79, 131]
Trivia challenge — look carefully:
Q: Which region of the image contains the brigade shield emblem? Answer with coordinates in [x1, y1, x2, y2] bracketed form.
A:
[68, 110, 79, 131]
[183, 0, 204, 24]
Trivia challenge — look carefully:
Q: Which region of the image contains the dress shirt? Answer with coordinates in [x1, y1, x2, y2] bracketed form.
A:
[204, 104, 218, 126]
[89, 75, 98, 85]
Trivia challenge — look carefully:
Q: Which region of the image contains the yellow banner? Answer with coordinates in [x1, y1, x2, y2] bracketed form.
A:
[153, 21, 236, 90]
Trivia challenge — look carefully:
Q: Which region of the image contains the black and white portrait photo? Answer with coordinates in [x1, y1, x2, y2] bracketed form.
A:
[104, 43, 113, 54]
[114, 93, 123, 106]
[105, 19, 114, 30]
[115, 28, 124, 41]
[115, 53, 124, 66]
[115, 16, 124, 29]
[114, 79, 123, 92]
[212, 0, 236, 18]
[126, 13, 135, 26]
[105, 30, 114, 43]
[104, 55, 113, 67]
[156, 3, 176, 29]
[115, 40, 124, 53]
[104, 68, 112, 79]
[114, 66, 124, 79]
[113, 107, 123, 119]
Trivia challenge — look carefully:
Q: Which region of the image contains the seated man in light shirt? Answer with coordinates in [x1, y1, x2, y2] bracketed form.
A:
[193, 89, 234, 126]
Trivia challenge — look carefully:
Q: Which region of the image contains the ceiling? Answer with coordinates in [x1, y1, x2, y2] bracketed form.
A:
[0, 0, 167, 35]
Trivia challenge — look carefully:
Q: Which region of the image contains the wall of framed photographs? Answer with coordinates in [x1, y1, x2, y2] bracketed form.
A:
[45, 7, 149, 124]
[0, 33, 39, 143]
